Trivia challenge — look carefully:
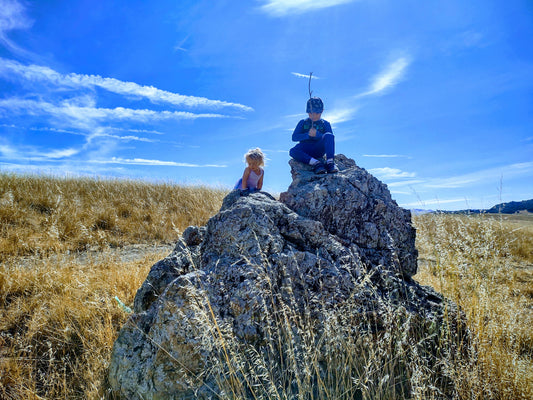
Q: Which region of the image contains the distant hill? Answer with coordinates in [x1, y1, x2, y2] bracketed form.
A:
[438, 199, 533, 214]
[486, 199, 533, 214]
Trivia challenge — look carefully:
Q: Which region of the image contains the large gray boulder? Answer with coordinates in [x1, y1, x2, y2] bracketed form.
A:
[280, 154, 417, 277]
[108, 155, 465, 399]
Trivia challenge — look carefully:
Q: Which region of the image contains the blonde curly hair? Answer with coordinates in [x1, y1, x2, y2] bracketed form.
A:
[244, 148, 265, 167]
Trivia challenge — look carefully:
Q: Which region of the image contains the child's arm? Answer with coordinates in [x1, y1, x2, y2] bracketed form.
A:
[256, 170, 264, 190]
[323, 120, 333, 135]
[291, 119, 311, 142]
[241, 167, 251, 190]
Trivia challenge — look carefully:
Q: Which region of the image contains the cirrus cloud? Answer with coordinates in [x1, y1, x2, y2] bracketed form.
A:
[260, 0, 358, 17]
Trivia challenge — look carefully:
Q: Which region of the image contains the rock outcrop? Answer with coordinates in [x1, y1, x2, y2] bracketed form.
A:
[108, 155, 465, 399]
[280, 155, 417, 277]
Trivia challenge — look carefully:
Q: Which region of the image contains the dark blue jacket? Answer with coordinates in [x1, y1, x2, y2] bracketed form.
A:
[292, 118, 333, 143]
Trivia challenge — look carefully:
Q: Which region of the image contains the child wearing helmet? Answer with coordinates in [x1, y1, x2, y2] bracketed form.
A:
[289, 97, 338, 174]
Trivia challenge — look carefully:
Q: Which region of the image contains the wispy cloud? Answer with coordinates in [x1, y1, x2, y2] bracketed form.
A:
[387, 179, 425, 187]
[88, 133, 157, 143]
[174, 35, 189, 52]
[0, 57, 253, 112]
[363, 154, 412, 159]
[107, 127, 164, 135]
[400, 198, 468, 208]
[441, 30, 489, 55]
[261, 0, 357, 17]
[291, 72, 320, 79]
[41, 148, 81, 158]
[326, 106, 358, 124]
[0, 140, 81, 160]
[385, 162, 533, 190]
[356, 57, 410, 97]
[2, 123, 165, 141]
[423, 162, 533, 189]
[0, 98, 230, 129]
[0, 0, 33, 56]
[92, 157, 227, 168]
[368, 167, 416, 179]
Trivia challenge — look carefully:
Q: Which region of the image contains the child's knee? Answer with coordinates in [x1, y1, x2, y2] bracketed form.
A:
[289, 147, 302, 159]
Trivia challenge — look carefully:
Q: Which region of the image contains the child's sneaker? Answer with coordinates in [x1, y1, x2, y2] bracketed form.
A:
[325, 162, 339, 173]
[313, 161, 327, 174]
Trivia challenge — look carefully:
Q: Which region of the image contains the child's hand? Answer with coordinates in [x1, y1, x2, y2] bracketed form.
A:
[309, 127, 317, 137]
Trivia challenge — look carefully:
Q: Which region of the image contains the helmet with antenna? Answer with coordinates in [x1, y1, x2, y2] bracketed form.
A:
[305, 72, 324, 113]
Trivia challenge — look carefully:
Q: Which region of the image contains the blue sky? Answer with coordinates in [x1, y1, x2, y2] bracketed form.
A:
[0, 0, 532, 210]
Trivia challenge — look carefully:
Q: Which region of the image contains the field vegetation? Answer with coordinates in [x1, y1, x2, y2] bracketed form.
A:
[1, 172, 532, 399]
[413, 212, 533, 399]
[0, 172, 227, 262]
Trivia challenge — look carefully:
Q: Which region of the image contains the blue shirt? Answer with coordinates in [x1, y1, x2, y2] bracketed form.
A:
[292, 118, 333, 143]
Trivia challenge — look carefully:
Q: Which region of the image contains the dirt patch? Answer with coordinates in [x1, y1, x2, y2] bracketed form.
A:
[3, 243, 176, 268]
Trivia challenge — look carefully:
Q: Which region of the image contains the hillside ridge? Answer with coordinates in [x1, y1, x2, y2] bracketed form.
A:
[438, 198, 533, 214]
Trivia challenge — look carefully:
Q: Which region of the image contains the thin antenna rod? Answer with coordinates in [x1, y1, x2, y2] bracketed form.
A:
[308, 72, 313, 98]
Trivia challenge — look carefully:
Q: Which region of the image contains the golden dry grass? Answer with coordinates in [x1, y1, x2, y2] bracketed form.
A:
[0, 172, 228, 262]
[413, 213, 533, 399]
[1, 172, 532, 399]
[0, 252, 165, 399]
[1, 172, 227, 399]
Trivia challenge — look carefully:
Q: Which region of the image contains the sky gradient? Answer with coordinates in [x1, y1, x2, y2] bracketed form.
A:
[1, 0, 532, 210]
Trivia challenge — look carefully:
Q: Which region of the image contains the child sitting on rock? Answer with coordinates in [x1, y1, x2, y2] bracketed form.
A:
[289, 97, 338, 174]
[234, 148, 265, 193]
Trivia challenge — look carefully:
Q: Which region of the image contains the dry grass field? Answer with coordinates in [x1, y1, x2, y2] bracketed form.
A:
[413, 212, 533, 399]
[0, 173, 227, 262]
[1, 172, 532, 399]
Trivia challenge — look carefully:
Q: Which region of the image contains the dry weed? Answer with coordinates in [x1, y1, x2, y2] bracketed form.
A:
[0, 251, 166, 399]
[414, 213, 533, 400]
[0, 172, 228, 262]
[2, 171, 532, 399]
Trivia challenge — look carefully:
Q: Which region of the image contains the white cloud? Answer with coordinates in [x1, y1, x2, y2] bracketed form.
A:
[92, 157, 227, 168]
[0, 142, 17, 158]
[0, 139, 80, 160]
[291, 72, 320, 79]
[108, 127, 164, 135]
[424, 162, 533, 189]
[387, 179, 425, 187]
[174, 35, 189, 52]
[356, 57, 410, 97]
[89, 133, 157, 143]
[326, 106, 358, 124]
[2, 123, 164, 140]
[363, 154, 411, 159]
[400, 198, 467, 207]
[261, 0, 357, 16]
[368, 167, 416, 179]
[0, 57, 253, 112]
[0, 98, 230, 128]
[0, 0, 32, 55]
[41, 148, 80, 158]
[386, 162, 533, 190]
